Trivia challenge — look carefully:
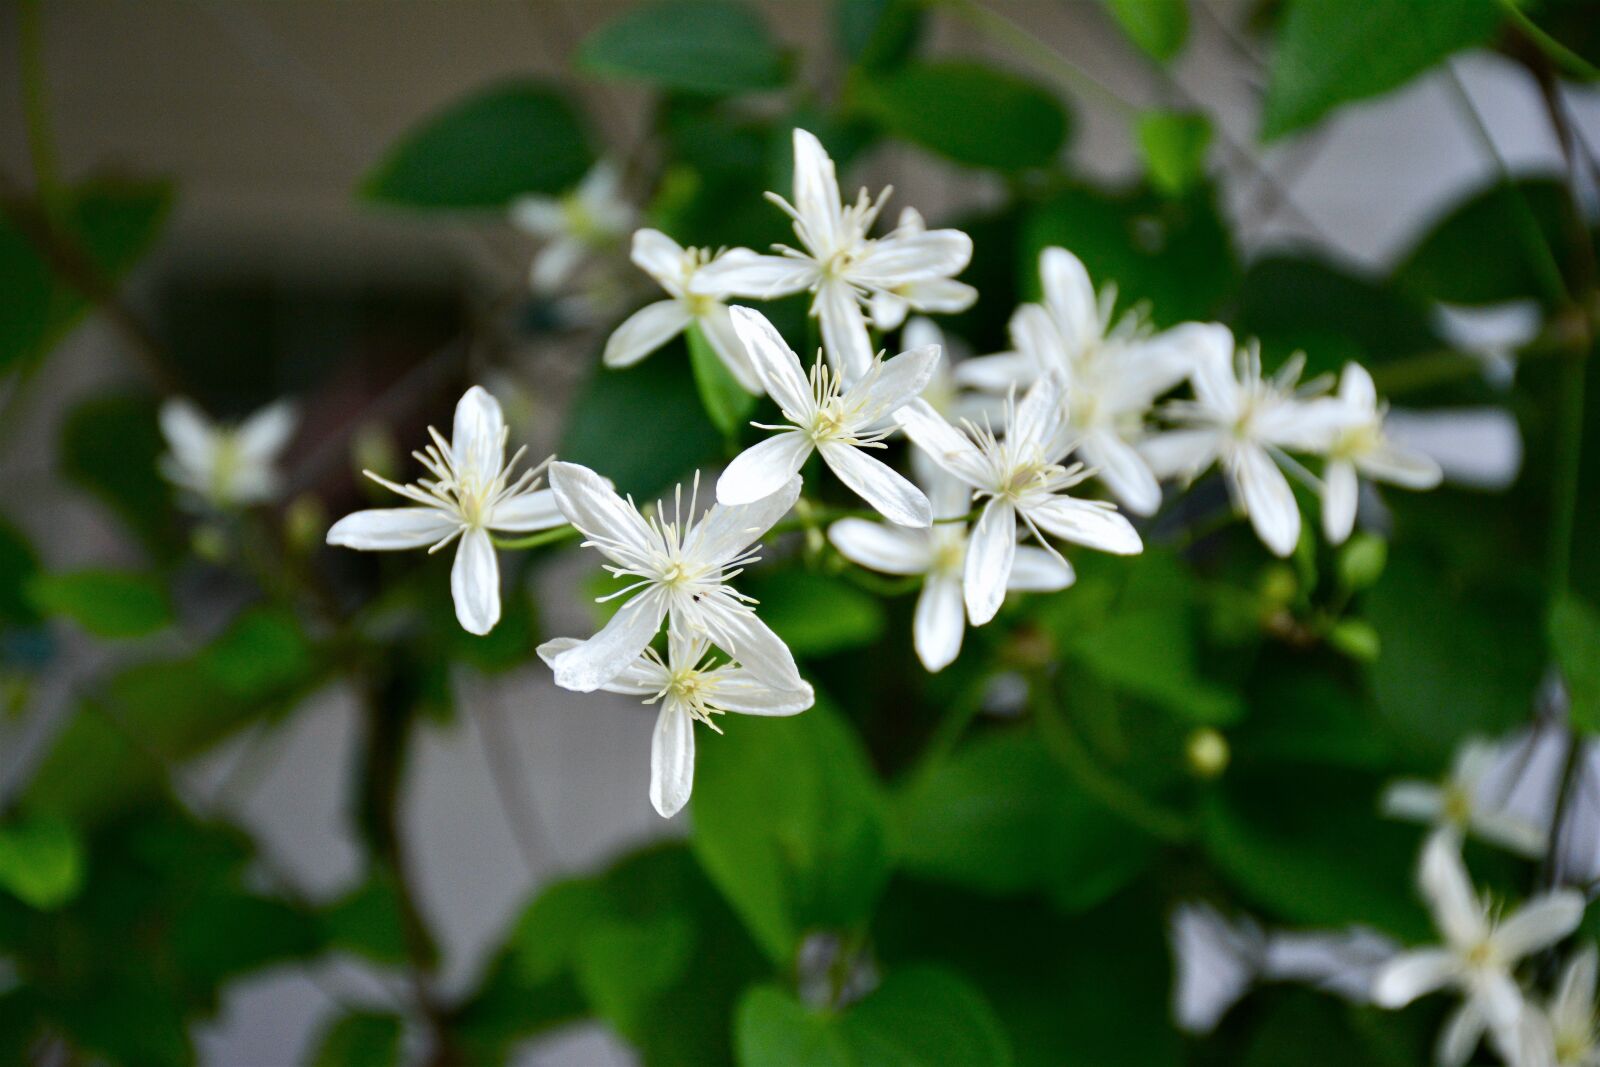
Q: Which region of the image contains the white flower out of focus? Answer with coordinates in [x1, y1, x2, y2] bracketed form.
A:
[325, 386, 563, 636]
[896, 374, 1143, 626]
[538, 628, 813, 818]
[691, 128, 974, 384]
[1520, 944, 1600, 1067]
[866, 207, 979, 332]
[718, 306, 938, 527]
[512, 161, 636, 295]
[1372, 833, 1584, 1067]
[538, 462, 803, 694]
[1321, 362, 1443, 544]
[828, 470, 1072, 672]
[159, 398, 297, 509]
[958, 247, 1204, 516]
[1142, 331, 1359, 558]
[602, 229, 762, 393]
[1381, 738, 1547, 859]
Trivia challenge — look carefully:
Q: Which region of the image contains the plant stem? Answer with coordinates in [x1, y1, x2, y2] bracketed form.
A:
[491, 525, 581, 551]
[1498, 0, 1600, 82]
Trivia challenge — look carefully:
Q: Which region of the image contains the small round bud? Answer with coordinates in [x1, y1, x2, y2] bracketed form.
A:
[1186, 728, 1230, 779]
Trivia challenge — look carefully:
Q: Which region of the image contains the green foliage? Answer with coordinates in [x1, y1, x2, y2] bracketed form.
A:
[27, 569, 171, 638]
[737, 966, 1013, 1067]
[0, 519, 42, 627]
[855, 61, 1069, 171]
[0, 815, 84, 910]
[307, 1013, 403, 1067]
[199, 607, 314, 696]
[1105, 0, 1190, 62]
[740, 571, 887, 657]
[687, 321, 757, 438]
[361, 80, 593, 208]
[1262, 0, 1503, 140]
[692, 696, 889, 963]
[60, 392, 179, 558]
[1135, 110, 1212, 197]
[836, 0, 923, 70]
[579, 1, 788, 96]
[1551, 594, 1600, 732]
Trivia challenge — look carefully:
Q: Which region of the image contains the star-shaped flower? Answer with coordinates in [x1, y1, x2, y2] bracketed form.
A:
[1523, 945, 1600, 1066]
[1322, 361, 1443, 544]
[326, 386, 562, 635]
[1382, 738, 1547, 859]
[512, 161, 636, 295]
[159, 398, 297, 509]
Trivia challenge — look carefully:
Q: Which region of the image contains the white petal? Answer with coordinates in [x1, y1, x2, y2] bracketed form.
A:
[827, 519, 934, 575]
[1339, 362, 1378, 409]
[870, 290, 910, 331]
[1188, 327, 1241, 418]
[791, 128, 844, 256]
[1554, 944, 1598, 1025]
[451, 527, 501, 635]
[1380, 781, 1444, 824]
[1127, 322, 1217, 397]
[235, 402, 298, 464]
[1360, 443, 1444, 490]
[709, 670, 814, 715]
[603, 300, 692, 368]
[1371, 949, 1461, 1008]
[818, 280, 874, 384]
[1010, 373, 1068, 456]
[1140, 429, 1220, 481]
[630, 228, 686, 289]
[548, 461, 655, 562]
[902, 316, 942, 354]
[1007, 546, 1075, 591]
[548, 589, 668, 693]
[327, 508, 457, 549]
[698, 303, 764, 393]
[895, 399, 989, 488]
[536, 637, 663, 695]
[1026, 497, 1142, 555]
[1081, 430, 1162, 516]
[717, 433, 814, 506]
[686, 475, 801, 566]
[1436, 1003, 1487, 1067]
[452, 386, 506, 484]
[914, 574, 966, 672]
[690, 249, 816, 299]
[530, 237, 585, 294]
[1039, 247, 1099, 354]
[1473, 970, 1526, 1033]
[1009, 303, 1069, 374]
[1493, 891, 1585, 961]
[1421, 832, 1487, 948]
[846, 343, 941, 421]
[1322, 459, 1359, 545]
[850, 229, 973, 286]
[820, 442, 932, 527]
[509, 195, 562, 236]
[160, 398, 215, 470]
[964, 500, 1016, 625]
[650, 701, 696, 818]
[488, 487, 565, 533]
[1228, 446, 1299, 558]
[690, 591, 803, 691]
[729, 306, 813, 416]
[1470, 810, 1547, 859]
[1260, 396, 1363, 452]
[902, 276, 978, 314]
[953, 351, 1038, 393]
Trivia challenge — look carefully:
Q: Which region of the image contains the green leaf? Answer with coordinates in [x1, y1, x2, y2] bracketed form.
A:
[691, 695, 889, 963]
[892, 730, 1156, 913]
[308, 1012, 403, 1067]
[836, 0, 923, 71]
[739, 571, 886, 657]
[27, 569, 171, 639]
[1392, 176, 1573, 306]
[736, 966, 1013, 1067]
[0, 815, 84, 909]
[687, 321, 757, 438]
[60, 392, 180, 558]
[1135, 110, 1212, 196]
[1551, 594, 1600, 733]
[320, 873, 412, 967]
[199, 607, 314, 697]
[856, 61, 1068, 171]
[1262, 0, 1502, 141]
[1106, 0, 1189, 62]
[361, 80, 593, 208]
[578, 1, 788, 96]
[0, 518, 42, 627]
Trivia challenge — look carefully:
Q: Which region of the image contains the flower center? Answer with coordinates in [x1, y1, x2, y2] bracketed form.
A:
[668, 668, 723, 726]
[932, 534, 965, 576]
[1330, 420, 1382, 460]
[1442, 785, 1473, 826]
[209, 433, 243, 502]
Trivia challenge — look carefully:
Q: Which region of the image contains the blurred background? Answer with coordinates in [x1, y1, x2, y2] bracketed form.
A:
[3, 1, 1600, 1065]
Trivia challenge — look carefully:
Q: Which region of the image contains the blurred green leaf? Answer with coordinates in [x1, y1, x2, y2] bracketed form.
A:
[60, 392, 180, 558]
[836, 0, 923, 70]
[199, 607, 314, 697]
[692, 695, 889, 963]
[687, 321, 757, 438]
[740, 571, 886, 657]
[736, 966, 1013, 1067]
[308, 1012, 403, 1067]
[361, 80, 593, 208]
[1135, 110, 1212, 196]
[1392, 176, 1573, 306]
[1551, 594, 1600, 733]
[0, 815, 83, 910]
[856, 61, 1068, 171]
[893, 730, 1156, 912]
[319, 872, 412, 967]
[1337, 533, 1389, 593]
[27, 569, 171, 639]
[0, 519, 42, 627]
[1261, 0, 1502, 141]
[579, 1, 787, 96]
[1106, 0, 1189, 62]
[562, 344, 725, 500]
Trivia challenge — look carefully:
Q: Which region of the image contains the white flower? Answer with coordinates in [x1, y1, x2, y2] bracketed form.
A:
[1141, 331, 1358, 558]
[1373, 834, 1584, 1067]
[690, 128, 973, 384]
[602, 229, 761, 393]
[539, 627, 813, 818]
[1382, 738, 1548, 859]
[866, 208, 978, 332]
[1523, 945, 1600, 1066]
[895, 374, 1143, 627]
[159, 398, 297, 508]
[325, 386, 561, 635]
[957, 248, 1203, 516]
[828, 471, 1072, 672]
[511, 161, 636, 295]
[719, 306, 937, 527]
[539, 463, 803, 694]
[1321, 362, 1444, 544]
[901, 316, 999, 426]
